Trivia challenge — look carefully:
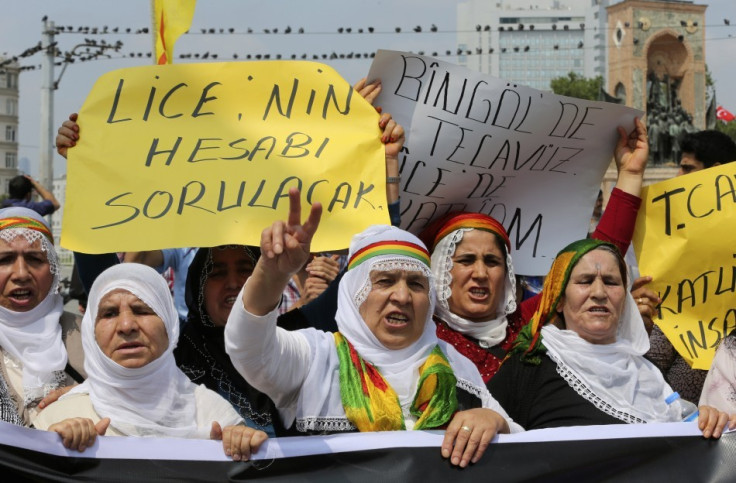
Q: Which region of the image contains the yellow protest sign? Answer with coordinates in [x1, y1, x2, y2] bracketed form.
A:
[62, 61, 389, 253]
[633, 162, 736, 370]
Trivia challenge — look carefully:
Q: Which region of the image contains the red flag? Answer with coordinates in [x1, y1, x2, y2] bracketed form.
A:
[716, 105, 735, 122]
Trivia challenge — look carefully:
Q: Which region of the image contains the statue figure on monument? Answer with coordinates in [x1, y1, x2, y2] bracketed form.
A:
[648, 113, 663, 164]
[646, 71, 694, 165]
[656, 116, 671, 165]
[669, 115, 683, 165]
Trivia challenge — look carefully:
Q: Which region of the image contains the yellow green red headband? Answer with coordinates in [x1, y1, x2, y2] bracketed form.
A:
[0, 216, 54, 244]
[348, 240, 430, 271]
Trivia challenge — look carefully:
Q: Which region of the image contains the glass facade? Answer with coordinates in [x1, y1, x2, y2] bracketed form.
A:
[498, 29, 585, 91]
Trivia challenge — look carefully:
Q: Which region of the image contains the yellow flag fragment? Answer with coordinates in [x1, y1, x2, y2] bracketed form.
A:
[152, 0, 196, 65]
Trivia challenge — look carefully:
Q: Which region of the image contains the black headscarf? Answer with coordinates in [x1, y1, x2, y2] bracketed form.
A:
[173, 246, 281, 436]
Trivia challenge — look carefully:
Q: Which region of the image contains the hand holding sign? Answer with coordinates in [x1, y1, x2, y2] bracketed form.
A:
[613, 117, 648, 196]
[56, 112, 79, 158]
[367, 50, 643, 274]
[633, 162, 736, 369]
[353, 78, 382, 107]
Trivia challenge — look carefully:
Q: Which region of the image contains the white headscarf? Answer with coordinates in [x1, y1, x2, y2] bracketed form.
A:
[542, 291, 682, 423]
[431, 227, 516, 347]
[294, 225, 513, 432]
[0, 207, 66, 404]
[67, 263, 204, 438]
[336, 225, 438, 403]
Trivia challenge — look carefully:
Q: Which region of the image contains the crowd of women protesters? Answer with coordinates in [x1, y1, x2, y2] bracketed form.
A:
[1, 78, 735, 468]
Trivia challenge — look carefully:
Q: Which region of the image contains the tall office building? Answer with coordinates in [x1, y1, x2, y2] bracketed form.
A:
[457, 0, 609, 91]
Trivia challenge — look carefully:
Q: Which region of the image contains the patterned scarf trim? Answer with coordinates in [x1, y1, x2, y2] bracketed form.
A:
[0, 370, 23, 426]
[334, 332, 457, 431]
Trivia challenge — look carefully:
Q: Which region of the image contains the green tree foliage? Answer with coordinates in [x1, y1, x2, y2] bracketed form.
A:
[549, 72, 603, 101]
[714, 120, 736, 141]
[709, 63, 736, 140]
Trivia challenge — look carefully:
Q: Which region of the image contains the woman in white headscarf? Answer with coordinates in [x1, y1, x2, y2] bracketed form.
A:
[488, 239, 735, 437]
[0, 207, 84, 426]
[34, 263, 267, 461]
[415, 118, 652, 385]
[226, 190, 522, 469]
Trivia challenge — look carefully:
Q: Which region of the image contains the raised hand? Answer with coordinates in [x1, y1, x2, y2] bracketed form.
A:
[613, 117, 648, 196]
[260, 188, 322, 277]
[243, 189, 322, 316]
[631, 275, 660, 335]
[380, 112, 405, 161]
[306, 254, 341, 283]
[353, 77, 382, 106]
[56, 112, 79, 159]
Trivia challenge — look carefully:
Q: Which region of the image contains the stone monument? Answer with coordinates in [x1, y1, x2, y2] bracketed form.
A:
[601, 0, 706, 195]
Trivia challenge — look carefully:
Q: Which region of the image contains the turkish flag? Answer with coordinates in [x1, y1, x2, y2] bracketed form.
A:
[717, 105, 735, 122]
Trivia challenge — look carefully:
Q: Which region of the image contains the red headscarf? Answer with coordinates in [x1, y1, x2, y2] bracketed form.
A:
[419, 212, 510, 253]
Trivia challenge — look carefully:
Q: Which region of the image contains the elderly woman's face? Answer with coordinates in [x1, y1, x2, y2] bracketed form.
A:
[359, 269, 430, 350]
[0, 236, 54, 312]
[556, 249, 626, 345]
[447, 230, 506, 322]
[94, 289, 169, 368]
[204, 247, 255, 327]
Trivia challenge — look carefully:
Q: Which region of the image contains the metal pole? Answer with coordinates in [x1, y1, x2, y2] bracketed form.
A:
[151, 0, 158, 64]
[39, 19, 54, 193]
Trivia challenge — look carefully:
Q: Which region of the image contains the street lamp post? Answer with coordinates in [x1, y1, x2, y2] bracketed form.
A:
[39, 18, 55, 193]
[38, 18, 122, 229]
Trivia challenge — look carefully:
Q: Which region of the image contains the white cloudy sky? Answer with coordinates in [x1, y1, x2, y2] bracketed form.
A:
[1, 0, 734, 177]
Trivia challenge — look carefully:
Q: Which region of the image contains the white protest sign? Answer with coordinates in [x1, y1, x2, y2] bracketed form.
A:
[368, 50, 643, 275]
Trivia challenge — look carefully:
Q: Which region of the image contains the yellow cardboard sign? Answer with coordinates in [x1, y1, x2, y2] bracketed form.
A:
[633, 162, 736, 370]
[62, 61, 389, 253]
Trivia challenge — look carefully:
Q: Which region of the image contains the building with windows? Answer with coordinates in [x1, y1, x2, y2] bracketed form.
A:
[51, 175, 65, 244]
[0, 59, 20, 194]
[51, 174, 73, 268]
[457, 0, 609, 91]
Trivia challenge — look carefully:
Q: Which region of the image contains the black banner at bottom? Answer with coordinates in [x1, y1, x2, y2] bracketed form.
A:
[1, 431, 734, 482]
